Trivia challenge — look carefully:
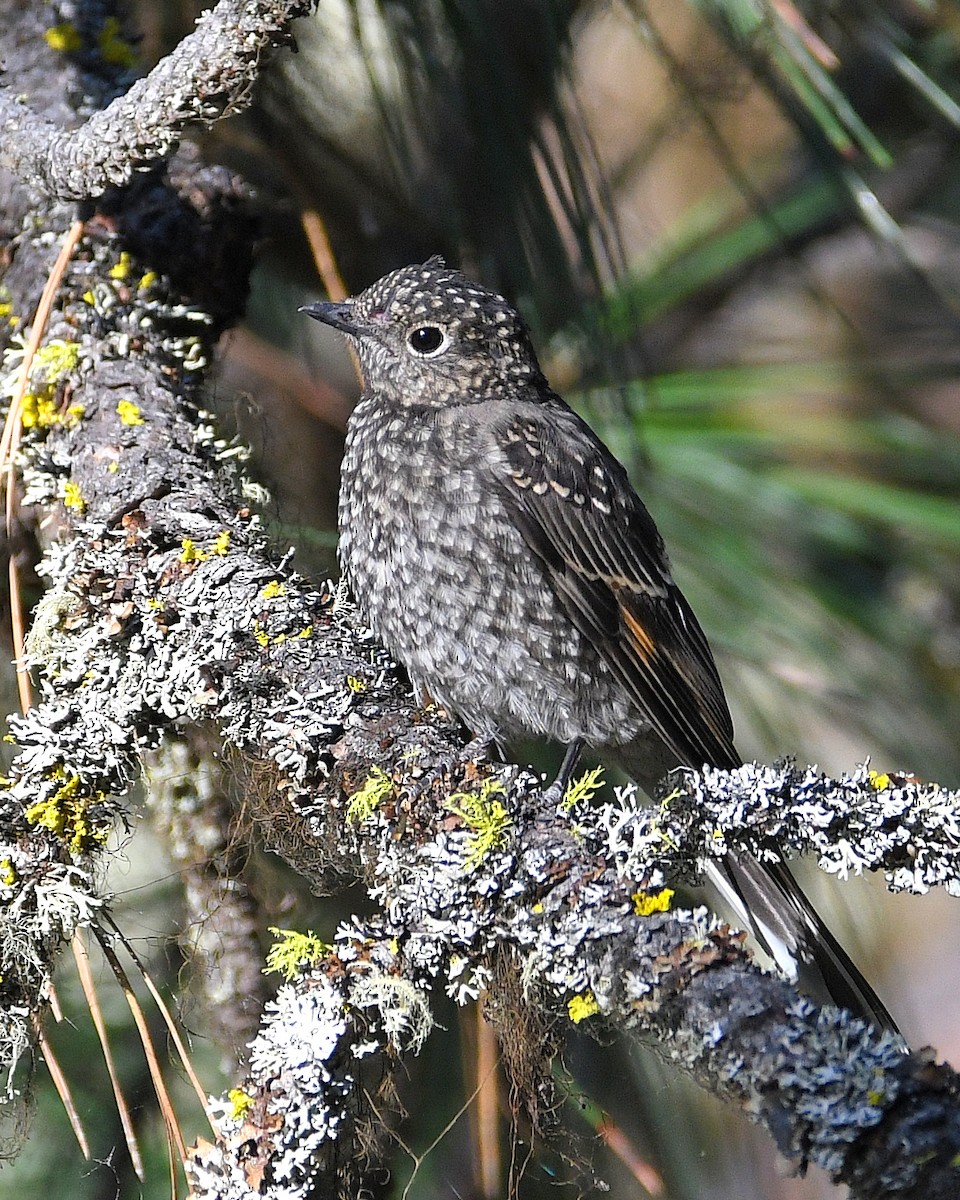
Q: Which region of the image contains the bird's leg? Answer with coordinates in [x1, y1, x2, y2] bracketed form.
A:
[541, 737, 586, 806]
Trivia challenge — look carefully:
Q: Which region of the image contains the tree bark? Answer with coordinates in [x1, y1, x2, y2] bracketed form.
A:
[0, 4, 957, 1198]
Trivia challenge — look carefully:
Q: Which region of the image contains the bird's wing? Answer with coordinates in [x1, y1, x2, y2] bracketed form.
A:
[493, 406, 903, 1033]
[492, 402, 739, 771]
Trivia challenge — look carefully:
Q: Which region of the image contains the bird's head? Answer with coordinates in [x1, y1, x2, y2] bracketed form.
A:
[301, 257, 545, 408]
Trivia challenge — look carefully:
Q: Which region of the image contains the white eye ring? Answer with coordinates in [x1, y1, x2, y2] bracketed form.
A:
[407, 325, 449, 357]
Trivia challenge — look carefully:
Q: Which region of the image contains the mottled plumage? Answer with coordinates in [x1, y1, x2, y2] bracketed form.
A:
[302, 258, 895, 1031]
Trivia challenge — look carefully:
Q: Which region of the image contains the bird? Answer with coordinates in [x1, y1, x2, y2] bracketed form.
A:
[301, 256, 897, 1032]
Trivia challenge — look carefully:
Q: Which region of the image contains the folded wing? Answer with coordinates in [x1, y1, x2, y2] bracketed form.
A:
[494, 401, 739, 771]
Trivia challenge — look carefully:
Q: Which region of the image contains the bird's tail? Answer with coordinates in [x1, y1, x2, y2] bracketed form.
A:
[613, 734, 898, 1034]
[705, 853, 899, 1034]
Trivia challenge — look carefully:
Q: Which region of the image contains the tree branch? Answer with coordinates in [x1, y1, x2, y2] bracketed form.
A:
[0, 3, 957, 1197]
[0, 0, 311, 201]
[186, 758, 960, 1200]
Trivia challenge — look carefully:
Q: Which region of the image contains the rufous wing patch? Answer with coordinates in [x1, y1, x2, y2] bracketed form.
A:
[620, 603, 655, 665]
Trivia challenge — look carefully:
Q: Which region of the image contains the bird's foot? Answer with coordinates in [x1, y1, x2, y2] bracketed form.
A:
[539, 738, 586, 808]
[403, 733, 497, 801]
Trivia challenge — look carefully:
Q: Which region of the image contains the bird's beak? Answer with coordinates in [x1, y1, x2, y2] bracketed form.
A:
[299, 300, 358, 335]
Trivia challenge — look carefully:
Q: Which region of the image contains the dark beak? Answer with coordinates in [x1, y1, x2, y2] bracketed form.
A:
[299, 300, 357, 335]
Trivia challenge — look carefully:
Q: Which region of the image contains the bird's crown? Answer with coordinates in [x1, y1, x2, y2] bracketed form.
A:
[361, 259, 542, 393]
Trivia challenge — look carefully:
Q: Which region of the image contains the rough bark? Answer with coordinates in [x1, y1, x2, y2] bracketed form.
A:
[0, 4, 957, 1198]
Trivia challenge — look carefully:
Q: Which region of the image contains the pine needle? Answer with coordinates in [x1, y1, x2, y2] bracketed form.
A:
[92, 927, 189, 1173]
[72, 932, 145, 1180]
[36, 1022, 90, 1160]
[99, 914, 211, 1119]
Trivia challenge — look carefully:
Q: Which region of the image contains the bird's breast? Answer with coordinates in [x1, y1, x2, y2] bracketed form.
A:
[337, 399, 647, 746]
[339, 403, 509, 604]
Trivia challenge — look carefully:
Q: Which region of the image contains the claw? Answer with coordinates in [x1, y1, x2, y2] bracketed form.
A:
[403, 733, 497, 800]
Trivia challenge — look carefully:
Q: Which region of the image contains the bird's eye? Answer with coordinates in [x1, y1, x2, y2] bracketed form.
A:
[407, 325, 448, 357]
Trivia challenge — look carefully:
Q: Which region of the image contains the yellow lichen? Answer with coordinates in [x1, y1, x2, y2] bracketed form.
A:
[62, 482, 86, 514]
[15, 340, 80, 428]
[868, 770, 892, 791]
[446, 780, 511, 872]
[138, 271, 158, 290]
[228, 1088, 253, 1120]
[20, 389, 60, 429]
[44, 22, 82, 53]
[261, 580, 286, 600]
[116, 399, 144, 426]
[0, 858, 16, 887]
[632, 887, 675, 916]
[263, 927, 331, 982]
[108, 251, 133, 281]
[297, 625, 313, 638]
[211, 530, 231, 557]
[567, 991, 600, 1024]
[346, 675, 366, 693]
[561, 764, 605, 810]
[347, 766, 393, 823]
[24, 771, 110, 855]
[35, 339, 80, 381]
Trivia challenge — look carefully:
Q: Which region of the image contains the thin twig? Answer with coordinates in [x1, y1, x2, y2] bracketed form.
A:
[36, 1023, 90, 1159]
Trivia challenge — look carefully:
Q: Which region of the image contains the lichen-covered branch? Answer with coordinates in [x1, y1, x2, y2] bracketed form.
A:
[620, 760, 960, 897]
[0, 3, 958, 1197]
[0, 0, 312, 202]
[186, 756, 960, 1200]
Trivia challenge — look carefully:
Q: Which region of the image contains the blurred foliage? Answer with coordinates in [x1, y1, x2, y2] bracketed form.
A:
[13, 1, 960, 1198]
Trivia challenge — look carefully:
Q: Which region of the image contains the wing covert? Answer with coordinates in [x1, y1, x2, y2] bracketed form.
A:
[493, 402, 739, 772]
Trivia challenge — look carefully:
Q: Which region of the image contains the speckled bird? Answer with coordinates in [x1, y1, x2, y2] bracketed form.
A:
[302, 257, 895, 1031]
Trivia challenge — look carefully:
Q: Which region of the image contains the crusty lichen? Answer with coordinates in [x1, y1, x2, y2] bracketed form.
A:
[195, 933, 432, 1199]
